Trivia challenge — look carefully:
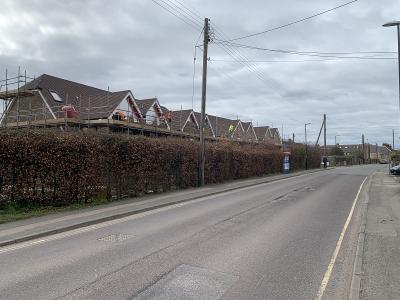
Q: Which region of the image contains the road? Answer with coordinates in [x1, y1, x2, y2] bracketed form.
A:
[0, 165, 382, 299]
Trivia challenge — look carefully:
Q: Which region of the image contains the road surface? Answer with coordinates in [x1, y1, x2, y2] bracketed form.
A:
[0, 165, 382, 299]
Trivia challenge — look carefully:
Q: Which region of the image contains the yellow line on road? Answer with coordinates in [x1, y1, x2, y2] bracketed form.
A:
[315, 176, 368, 300]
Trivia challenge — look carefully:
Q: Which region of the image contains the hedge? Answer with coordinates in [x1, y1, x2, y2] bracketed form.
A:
[0, 130, 320, 208]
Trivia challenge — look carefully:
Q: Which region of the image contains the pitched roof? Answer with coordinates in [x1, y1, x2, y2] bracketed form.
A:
[270, 128, 281, 141]
[241, 122, 250, 132]
[21, 74, 136, 120]
[77, 91, 131, 120]
[193, 111, 215, 136]
[241, 122, 257, 140]
[169, 109, 198, 132]
[207, 115, 240, 137]
[253, 126, 270, 141]
[136, 98, 158, 116]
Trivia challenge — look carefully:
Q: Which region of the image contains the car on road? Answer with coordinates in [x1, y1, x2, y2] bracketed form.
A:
[390, 165, 400, 175]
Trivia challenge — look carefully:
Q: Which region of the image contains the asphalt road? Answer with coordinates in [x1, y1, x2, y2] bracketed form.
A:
[0, 165, 382, 300]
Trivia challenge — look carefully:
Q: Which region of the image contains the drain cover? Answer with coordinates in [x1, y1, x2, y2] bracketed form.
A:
[98, 233, 133, 242]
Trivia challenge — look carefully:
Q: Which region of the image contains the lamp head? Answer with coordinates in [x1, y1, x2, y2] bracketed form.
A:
[383, 21, 400, 27]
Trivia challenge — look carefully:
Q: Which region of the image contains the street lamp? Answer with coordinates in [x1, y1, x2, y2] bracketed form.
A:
[383, 21, 400, 114]
[305, 122, 311, 170]
[335, 135, 341, 145]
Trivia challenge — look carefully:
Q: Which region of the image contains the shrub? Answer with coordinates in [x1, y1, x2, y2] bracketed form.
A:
[0, 130, 320, 208]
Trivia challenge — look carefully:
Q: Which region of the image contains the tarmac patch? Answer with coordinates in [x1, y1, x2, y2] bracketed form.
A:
[132, 264, 236, 300]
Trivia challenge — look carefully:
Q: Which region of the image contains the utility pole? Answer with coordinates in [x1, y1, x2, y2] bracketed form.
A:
[292, 133, 295, 143]
[393, 129, 395, 150]
[323, 114, 327, 158]
[198, 18, 209, 186]
[362, 134, 365, 164]
[305, 122, 311, 170]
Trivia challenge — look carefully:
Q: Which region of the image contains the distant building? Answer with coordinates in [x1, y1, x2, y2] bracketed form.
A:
[327, 143, 392, 163]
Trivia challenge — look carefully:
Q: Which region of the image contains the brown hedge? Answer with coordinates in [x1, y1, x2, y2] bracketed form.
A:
[0, 130, 320, 208]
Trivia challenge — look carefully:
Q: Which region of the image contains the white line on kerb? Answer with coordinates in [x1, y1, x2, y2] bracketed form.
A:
[315, 176, 368, 300]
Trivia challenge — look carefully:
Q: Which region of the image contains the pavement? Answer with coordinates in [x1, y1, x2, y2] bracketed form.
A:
[358, 169, 400, 299]
[0, 165, 383, 299]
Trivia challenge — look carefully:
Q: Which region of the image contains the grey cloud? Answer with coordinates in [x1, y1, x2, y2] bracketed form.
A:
[0, 0, 399, 145]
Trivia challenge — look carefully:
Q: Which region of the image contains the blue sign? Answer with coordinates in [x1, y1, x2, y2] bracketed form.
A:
[283, 154, 290, 174]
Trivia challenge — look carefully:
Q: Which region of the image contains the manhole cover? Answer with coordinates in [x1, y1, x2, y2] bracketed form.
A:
[98, 233, 133, 242]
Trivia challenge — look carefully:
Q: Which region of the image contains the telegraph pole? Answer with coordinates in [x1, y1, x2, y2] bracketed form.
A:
[323, 114, 327, 158]
[393, 129, 395, 150]
[362, 134, 365, 164]
[198, 18, 209, 186]
[305, 122, 311, 170]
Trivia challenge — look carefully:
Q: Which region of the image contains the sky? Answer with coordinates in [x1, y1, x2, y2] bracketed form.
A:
[0, 0, 399, 146]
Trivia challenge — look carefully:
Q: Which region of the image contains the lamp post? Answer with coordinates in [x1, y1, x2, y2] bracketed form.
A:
[335, 135, 341, 145]
[305, 122, 311, 170]
[383, 21, 400, 115]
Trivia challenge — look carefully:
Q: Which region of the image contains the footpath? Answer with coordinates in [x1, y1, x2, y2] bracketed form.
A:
[0, 168, 326, 248]
[357, 170, 400, 299]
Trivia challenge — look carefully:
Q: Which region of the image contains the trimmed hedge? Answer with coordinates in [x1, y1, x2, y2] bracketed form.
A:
[0, 130, 320, 208]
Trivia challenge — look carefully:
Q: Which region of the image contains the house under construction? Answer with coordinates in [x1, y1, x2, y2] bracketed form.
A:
[0, 70, 282, 144]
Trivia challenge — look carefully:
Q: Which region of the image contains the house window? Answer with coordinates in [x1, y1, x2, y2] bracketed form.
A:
[50, 91, 63, 102]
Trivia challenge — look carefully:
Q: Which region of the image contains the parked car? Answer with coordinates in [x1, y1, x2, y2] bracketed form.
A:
[390, 165, 400, 175]
[379, 159, 388, 164]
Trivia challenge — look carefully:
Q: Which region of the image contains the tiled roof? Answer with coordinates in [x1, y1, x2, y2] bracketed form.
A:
[241, 122, 251, 132]
[193, 111, 215, 136]
[21, 74, 134, 120]
[242, 122, 257, 140]
[270, 128, 281, 142]
[253, 126, 270, 141]
[169, 109, 198, 132]
[207, 115, 240, 137]
[136, 98, 157, 116]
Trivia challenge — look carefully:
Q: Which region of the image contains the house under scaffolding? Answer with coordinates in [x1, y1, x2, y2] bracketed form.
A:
[0, 69, 282, 145]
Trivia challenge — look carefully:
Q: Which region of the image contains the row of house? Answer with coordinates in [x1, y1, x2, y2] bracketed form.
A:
[326, 143, 392, 164]
[0, 74, 281, 144]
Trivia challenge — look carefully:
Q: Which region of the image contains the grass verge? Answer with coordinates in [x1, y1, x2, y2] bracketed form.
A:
[0, 198, 109, 224]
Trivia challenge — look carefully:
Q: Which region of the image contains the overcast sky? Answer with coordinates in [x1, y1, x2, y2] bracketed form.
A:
[0, 0, 399, 146]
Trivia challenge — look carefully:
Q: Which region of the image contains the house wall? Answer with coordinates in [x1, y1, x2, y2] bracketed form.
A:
[146, 105, 160, 126]
[114, 98, 140, 122]
[2, 94, 53, 124]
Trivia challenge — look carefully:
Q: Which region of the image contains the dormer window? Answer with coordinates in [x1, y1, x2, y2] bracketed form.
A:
[50, 90, 62, 102]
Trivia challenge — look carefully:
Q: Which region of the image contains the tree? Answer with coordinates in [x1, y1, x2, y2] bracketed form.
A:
[330, 146, 344, 156]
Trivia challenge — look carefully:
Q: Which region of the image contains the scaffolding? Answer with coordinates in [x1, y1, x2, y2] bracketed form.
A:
[0, 68, 277, 145]
[0, 68, 35, 127]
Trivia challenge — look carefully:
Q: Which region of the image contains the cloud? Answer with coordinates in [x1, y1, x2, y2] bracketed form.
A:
[0, 0, 399, 145]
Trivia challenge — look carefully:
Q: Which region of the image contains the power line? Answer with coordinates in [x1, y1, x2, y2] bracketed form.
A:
[211, 58, 338, 63]
[159, 0, 273, 84]
[215, 41, 396, 55]
[165, 0, 268, 82]
[215, 41, 397, 60]
[224, 0, 360, 42]
[159, 0, 203, 27]
[151, 0, 202, 30]
[211, 26, 269, 82]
